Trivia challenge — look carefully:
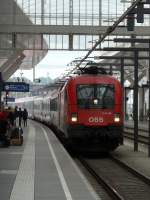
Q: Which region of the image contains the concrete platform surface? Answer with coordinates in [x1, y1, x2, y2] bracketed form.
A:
[0, 120, 100, 200]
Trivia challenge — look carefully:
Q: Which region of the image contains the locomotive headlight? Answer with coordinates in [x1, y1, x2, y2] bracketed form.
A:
[114, 113, 120, 122]
[93, 99, 98, 105]
[71, 113, 78, 122]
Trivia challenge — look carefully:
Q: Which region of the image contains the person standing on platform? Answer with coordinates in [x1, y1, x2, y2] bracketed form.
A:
[7, 107, 15, 126]
[14, 106, 18, 126]
[22, 108, 28, 127]
[18, 108, 22, 127]
[0, 107, 10, 147]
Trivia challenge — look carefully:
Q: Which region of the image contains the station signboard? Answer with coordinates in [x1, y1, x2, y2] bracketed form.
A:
[3, 82, 29, 92]
[3, 97, 15, 102]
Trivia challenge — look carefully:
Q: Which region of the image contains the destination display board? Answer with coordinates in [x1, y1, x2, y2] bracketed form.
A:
[3, 82, 29, 92]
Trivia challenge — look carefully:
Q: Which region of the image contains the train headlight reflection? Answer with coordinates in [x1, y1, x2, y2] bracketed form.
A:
[71, 113, 78, 122]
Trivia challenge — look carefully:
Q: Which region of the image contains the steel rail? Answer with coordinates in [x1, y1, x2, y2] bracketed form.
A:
[78, 157, 125, 200]
[110, 156, 150, 186]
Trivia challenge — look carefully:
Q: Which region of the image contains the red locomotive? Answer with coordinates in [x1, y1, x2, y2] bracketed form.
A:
[52, 66, 123, 151]
[15, 66, 123, 152]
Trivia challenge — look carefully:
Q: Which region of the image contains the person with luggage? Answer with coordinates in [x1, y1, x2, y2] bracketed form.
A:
[22, 108, 28, 127]
[10, 126, 23, 145]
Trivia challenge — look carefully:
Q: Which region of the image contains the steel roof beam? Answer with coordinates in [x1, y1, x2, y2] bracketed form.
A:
[94, 56, 150, 60]
[1, 25, 150, 36]
[114, 38, 150, 43]
[102, 47, 150, 51]
[93, 62, 134, 67]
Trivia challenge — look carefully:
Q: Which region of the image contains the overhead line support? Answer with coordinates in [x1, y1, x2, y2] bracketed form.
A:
[76, 0, 143, 68]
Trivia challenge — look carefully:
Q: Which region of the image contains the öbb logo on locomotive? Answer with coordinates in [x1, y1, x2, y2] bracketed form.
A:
[88, 117, 103, 123]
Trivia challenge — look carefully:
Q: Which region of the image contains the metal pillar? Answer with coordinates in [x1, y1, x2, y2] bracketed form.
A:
[148, 42, 150, 157]
[69, 34, 73, 50]
[121, 58, 124, 143]
[125, 88, 127, 119]
[120, 58, 124, 87]
[0, 72, 2, 111]
[134, 50, 139, 152]
[0, 89, 1, 110]
[139, 87, 144, 121]
[109, 64, 113, 75]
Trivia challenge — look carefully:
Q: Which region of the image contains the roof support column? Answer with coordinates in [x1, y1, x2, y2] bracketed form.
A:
[120, 58, 124, 87]
[69, 34, 73, 50]
[139, 87, 144, 121]
[121, 58, 124, 144]
[148, 42, 150, 157]
[133, 50, 139, 152]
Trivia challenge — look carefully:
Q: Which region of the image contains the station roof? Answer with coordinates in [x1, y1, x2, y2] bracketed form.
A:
[0, 0, 150, 85]
[0, 0, 47, 81]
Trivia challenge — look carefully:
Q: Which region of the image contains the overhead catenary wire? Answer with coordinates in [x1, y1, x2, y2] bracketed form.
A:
[59, 0, 143, 81]
[76, 0, 142, 67]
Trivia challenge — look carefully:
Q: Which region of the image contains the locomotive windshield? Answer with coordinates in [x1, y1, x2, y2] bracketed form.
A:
[77, 84, 114, 109]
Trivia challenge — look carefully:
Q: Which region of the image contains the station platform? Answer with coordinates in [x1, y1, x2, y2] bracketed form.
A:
[1, 120, 150, 200]
[0, 120, 99, 200]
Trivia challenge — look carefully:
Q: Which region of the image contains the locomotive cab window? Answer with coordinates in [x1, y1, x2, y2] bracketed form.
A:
[77, 84, 114, 109]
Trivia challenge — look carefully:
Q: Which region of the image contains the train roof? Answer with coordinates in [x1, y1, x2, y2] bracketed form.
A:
[67, 73, 120, 85]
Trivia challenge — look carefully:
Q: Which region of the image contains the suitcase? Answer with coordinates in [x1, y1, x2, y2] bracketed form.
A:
[10, 127, 23, 146]
[10, 136, 23, 146]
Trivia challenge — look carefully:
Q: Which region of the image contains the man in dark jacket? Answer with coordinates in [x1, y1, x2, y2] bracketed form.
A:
[18, 108, 22, 127]
[22, 108, 28, 127]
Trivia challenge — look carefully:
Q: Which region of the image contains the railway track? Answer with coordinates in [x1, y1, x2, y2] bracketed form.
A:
[78, 156, 150, 200]
[124, 125, 149, 145]
[123, 131, 148, 145]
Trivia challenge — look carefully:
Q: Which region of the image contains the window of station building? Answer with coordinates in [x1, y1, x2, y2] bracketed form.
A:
[43, 34, 69, 50]
[50, 98, 58, 111]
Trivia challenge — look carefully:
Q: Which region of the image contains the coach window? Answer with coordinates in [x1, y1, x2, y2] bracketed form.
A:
[65, 90, 67, 101]
[50, 98, 58, 111]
